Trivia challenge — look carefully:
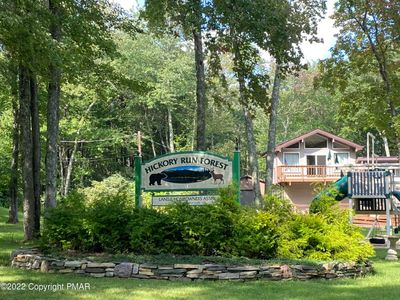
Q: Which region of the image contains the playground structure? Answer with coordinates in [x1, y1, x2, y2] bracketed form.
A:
[311, 133, 400, 238]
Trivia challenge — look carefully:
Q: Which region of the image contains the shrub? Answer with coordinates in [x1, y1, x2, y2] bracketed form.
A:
[263, 194, 294, 222]
[82, 174, 134, 204]
[129, 208, 182, 254]
[167, 198, 239, 256]
[277, 203, 374, 262]
[42, 180, 374, 262]
[41, 191, 89, 251]
[85, 192, 134, 252]
[233, 209, 279, 259]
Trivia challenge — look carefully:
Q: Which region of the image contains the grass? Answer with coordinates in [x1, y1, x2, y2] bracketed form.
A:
[1, 206, 400, 300]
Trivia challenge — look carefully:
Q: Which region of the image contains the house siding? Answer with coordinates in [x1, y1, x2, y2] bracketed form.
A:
[273, 133, 358, 210]
[283, 183, 349, 212]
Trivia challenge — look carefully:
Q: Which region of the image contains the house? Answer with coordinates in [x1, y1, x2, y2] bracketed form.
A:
[272, 129, 364, 211]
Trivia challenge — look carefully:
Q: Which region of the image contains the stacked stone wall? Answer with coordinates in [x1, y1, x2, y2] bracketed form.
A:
[11, 249, 373, 282]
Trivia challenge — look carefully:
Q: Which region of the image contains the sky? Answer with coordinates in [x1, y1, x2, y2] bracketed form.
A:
[112, 0, 338, 63]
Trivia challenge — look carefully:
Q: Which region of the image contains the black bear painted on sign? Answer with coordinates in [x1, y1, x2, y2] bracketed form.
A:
[149, 173, 167, 185]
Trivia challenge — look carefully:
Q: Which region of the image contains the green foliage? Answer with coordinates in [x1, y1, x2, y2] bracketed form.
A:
[42, 179, 373, 262]
[233, 209, 279, 259]
[309, 186, 340, 215]
[278, 193, 374, 262]
[263, 194, 294, 222]
[41, 191, 88, 251]
[42, 175, 135, 252]
[81, 174, 134, 204]
[85, 192, 134, 252]
[129, 208, 182, 254]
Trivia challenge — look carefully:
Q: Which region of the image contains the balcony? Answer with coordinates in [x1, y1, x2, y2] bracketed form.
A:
[276, 165, 342, 184]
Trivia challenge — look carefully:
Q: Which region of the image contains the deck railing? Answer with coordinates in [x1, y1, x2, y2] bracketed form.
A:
[276, 165, 342, 183]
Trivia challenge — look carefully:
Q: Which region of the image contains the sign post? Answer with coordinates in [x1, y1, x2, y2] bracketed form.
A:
[233, 150, 241, 204]
[134, 155, 142, 208]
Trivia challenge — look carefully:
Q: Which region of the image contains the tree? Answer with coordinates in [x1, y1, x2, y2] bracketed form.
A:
[143, 0, 209, 150]
[45, 0, 62, 209]
[319, 0, 400, 155]
[209, 0, 326, 201]
[0, 0, 130, 239]
[265, 65, 281, 194]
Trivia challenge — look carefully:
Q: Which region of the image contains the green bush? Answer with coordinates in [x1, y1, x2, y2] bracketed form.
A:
[41, 179, 373, 262]
[41, 191, 89, 251]
[42, 174, 135, 252]
[85, 192, 134, 252]
[233, 209, 279, 259]
[129, 208, 182, 254]
[167, 196, 240, 256]
[277, 199, 374, 262]
[82, 174, 134, 204]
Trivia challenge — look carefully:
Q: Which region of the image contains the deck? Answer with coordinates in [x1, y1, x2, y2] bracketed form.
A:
[276, 165, 342, 184]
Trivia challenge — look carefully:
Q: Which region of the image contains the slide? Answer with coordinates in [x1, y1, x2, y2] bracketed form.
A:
[393, 190, 400, 201]
[310, 175, 349, 209]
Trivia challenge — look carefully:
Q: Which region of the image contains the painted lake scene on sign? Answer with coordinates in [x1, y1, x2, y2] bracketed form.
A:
[161, 166, 211, 184]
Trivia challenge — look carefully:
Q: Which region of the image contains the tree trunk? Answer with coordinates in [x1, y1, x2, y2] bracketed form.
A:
[243, 108, 262, 206]
[193, 29, 206, 151]
[59, 147, 64, 194]
[30, 76, 41, 234]
[7, 78, 19, 224]
[167, 107, 175, 152]
[63, 101, 95, 196]
[265, 65, 281, 194]
[19, 66, 36, 240]
[232, 34, 261, 206]
[382, 136, 390, 157]
[45, 0, 62, 210]
[144, 110, 156, 157]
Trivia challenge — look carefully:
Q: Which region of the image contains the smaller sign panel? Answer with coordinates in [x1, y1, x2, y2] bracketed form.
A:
[152, 195, 217, 206]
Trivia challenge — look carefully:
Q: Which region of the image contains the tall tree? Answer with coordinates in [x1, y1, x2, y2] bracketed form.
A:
[143, 0, 208, 150]
[319, 0, 400, 155]
[19, 66, 37, 240]
[210, 0, 326, 201]
[265, 65, 281, 194]
[45, 0, 62, 210]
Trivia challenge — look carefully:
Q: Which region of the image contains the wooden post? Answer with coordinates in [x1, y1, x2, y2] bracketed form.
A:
[137, 131, 142, 156]
[349, 198, 353, 224]
[386, 197, 391, 236]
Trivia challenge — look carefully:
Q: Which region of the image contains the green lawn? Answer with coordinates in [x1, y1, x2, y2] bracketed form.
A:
[1, 206, 400, 300]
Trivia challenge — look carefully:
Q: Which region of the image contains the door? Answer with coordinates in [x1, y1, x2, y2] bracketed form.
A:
[307, 155, 316, 175]
[307, 155, 326, 176]
[317, 155, 326, 175]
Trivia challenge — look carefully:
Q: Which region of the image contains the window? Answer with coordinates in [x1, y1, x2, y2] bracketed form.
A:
[286, 142, 300, 149]
[333, 141, 349, 149]
[334, 153, 349, 165]
[283, 153, 300, 174]
[283, 153, 299, 165]
[304, 135, 328, 148]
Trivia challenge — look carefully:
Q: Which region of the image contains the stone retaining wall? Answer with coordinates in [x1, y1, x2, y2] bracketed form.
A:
[10, 249, 373, 282]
